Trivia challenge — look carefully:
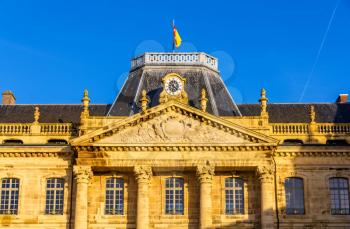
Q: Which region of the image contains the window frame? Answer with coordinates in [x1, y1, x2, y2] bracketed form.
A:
[284, 177, 305, 215]
[164, 177, 184, 215]
[0, 178, 20, 215]
[224, 177, 244, 215]
[45, 178, 65, 215]
[104, 177, 125, 215]
[329, 177, 350, 215]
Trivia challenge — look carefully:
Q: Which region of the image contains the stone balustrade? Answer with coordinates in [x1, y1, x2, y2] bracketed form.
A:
[271, 123, 350, 135]
[317, 123, 350, 134]
[40, 123, 74, 135]
[271, 123, 310, 135]
[0, 124, 31, 135]
[0, 123, 75, 136]
[131, 52, 218, 71]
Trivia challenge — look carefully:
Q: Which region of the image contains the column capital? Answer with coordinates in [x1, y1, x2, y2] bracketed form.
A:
[196, 161, 215, 183]
[134, 165, 152, 184]
[256, 165, 274, 183]
[73, 165, 93, 184]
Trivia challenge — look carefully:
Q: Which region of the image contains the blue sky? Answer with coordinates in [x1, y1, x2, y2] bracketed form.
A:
[0, 0, 349, 104]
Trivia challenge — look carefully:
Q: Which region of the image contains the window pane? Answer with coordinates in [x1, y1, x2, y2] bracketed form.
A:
[225, 178, 244, 215]
[330, 178, 350, 215]
[0, 178, 19, 215]
[105, 178, 124, 215]
[45, 178, 64, 215]
[165, 178, 184, 215]
[285, 177, 305, 215]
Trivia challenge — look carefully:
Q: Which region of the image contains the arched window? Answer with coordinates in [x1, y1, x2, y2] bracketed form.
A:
[329, 177, 350, 215]
[105, 178, 124, 215]
[285, 177, 305, 215]
[225, 177, 244, 214]
[165, 178, 184, 215]
[45, 178, 64, 215]
[0, 178, 20, 214]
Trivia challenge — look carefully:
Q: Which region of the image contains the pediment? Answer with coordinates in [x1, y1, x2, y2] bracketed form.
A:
[71, 101, 278, 146]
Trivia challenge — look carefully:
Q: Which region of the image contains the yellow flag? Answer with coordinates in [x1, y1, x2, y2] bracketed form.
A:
[173, 25, 182, 48]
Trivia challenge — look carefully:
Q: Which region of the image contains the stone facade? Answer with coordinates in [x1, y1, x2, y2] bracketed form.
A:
[0, 53, 349, 228]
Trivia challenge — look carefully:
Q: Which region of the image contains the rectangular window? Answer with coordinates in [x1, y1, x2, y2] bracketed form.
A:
[105, 178, 124, 215]
[330, 177, 350, 215]
[285, 177, 305, 215]
[45, 178, 64, 214]
[165, 178, 184, 215]
[0, 178, 19, 215]
[225, 177, 244, 214]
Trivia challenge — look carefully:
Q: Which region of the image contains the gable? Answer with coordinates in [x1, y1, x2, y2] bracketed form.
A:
[97, 111, 249, 144]
[71, 101, 278, 146]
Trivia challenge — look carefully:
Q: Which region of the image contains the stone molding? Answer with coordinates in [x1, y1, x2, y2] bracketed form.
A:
[73, 165, 93, 184]
[134, 165, 152, 184]
[196, 162, 215, 183]
[274, 151, 350, 157]
[0, 151, 70, 158]
[74, 145, 274, 153]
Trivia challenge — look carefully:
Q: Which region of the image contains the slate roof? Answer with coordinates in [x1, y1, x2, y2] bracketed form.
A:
[238, 103, 350, 123]
[0, 103, 349, 124]
[107, 66, 241, 116]
[0, 104, 110, 124]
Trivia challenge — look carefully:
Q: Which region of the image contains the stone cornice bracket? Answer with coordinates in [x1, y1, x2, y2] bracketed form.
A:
[134, 165, 152, 184]
[140, 89, 150, 112]
[200, 88, 208, 112]
[259, 88, 269, 118]
[196, 161, 215, 183]
[256, 165, 274, 183]
[73, 165, 93, 184]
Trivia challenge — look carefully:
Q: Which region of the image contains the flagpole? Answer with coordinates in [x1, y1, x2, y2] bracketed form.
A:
[172, 19, 175, 52]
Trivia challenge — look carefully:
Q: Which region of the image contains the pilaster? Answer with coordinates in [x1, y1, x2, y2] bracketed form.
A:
[73, 165, 92, 229]
[134, 165, 152, 229]
[196, 162, 215, 229]
[257, 165, 275, 229]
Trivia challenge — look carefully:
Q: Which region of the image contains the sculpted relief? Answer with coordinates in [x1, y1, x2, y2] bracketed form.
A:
[97, 112, 249, 144]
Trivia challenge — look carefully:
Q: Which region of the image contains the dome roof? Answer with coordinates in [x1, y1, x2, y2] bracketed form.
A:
[107, 52, 241, 116]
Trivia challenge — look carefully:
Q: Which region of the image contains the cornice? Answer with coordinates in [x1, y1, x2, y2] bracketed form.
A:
[0, 151, 71, 158]
[73, 144, 275, 152]
[273, 151, 350, 157]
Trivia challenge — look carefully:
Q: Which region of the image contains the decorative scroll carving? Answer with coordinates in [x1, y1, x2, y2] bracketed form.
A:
[257, 165, 274, 183]
[98, 112, 248, 144]
[196, 161, 215, 183]
[73, 166, 93, 184]
[134, 165, 152, 184]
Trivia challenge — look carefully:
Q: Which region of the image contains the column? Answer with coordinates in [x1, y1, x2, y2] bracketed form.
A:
[257, 166, 275, 229]
[73, 165, 92, 229]
[134, 165, 152, 229]
[196, 162, 215, 229]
